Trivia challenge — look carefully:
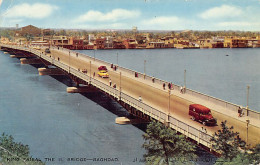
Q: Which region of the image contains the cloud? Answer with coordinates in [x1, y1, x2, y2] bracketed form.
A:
[199, 5, 243, 19]
[5, 3, 58, 19]
[75, 9, 141, 23]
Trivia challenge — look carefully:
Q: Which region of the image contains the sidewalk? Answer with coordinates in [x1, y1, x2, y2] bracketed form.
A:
[114, 67, 260, 129]
[50, 47, 260, 129]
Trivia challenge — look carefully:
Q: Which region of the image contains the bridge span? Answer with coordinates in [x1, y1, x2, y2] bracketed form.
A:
[1, 44, 260, 151]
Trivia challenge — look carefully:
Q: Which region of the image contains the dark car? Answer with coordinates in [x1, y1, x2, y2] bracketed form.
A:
[189, 104, 217, 126]
[98, 66, 107, 71]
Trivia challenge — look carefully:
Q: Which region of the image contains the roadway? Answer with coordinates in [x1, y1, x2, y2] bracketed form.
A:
[42, 48, 260, 146]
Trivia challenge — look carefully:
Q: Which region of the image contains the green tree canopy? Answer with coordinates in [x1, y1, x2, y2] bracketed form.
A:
[210, 120, 246, 161]
[0, 133, 44, 165]
[142, 120, 196, 165]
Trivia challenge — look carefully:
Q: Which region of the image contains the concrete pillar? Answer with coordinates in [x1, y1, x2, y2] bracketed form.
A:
[66, 86, 96, 93]
[20, 58, 42, 65]
[38, 68, 65, 76]
[10, 54, 27, 58]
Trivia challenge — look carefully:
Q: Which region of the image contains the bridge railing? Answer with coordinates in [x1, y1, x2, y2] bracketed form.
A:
[1, 44, 216, 148]
[1, 44, 260, 121]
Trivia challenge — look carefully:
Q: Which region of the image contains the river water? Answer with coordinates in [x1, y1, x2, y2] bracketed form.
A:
[0, 48, 259, 165]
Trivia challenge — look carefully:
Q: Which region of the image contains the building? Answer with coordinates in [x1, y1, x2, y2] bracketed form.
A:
[104, 36, 114, 49]
[15, 25, 41, 38]
[113, 41, 126, 49]
[123, 39, 137, 49]
[146, 42, 166, 49]
[224, 37, 248, 48]
[96, 38, 105, 49]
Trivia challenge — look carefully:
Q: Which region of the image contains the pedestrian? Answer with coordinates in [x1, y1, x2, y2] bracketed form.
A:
[238, 106, 242, 117]
[109, 79, 112, 86]
[152, 77, 155, 83]
[180, 86, 183, 93]
[139, 96, 142, 102]
[163, 83, 166, 90]
[168, 83, 171, 90]
[113, 83, 116, 88]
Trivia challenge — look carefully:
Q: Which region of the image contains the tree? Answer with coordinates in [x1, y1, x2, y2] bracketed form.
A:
[210, 120, 246, 161]
[0, 133, 44, 165]
[142, 120, 196, 165]
[248, 144, 260, 165]
[214, 152, 250, 165]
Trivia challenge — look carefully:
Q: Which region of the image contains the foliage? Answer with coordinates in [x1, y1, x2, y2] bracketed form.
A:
[0, 133, 44, 165]
[0, 29, 15, 39]
[142, 120, 196, 165]
[214, 152, 250, 165]
[210, 120, 246, 160]
[248, 144, 260, 165]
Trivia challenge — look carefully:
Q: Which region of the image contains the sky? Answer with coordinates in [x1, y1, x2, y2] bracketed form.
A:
[0, 0, 260, 31]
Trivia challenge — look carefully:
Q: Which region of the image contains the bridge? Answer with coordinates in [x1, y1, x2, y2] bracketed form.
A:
[1, 44, 260, 152]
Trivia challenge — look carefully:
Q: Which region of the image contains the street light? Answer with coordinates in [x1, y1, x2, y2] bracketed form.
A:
[94, 49, 96, 61]
[246, 85, 250, 116]
[69, 51, 70, 73]
[184, 69, 186, 89]
[117, 52, 118, 66]
[120, 72, 122, 100]
[144, 60, 146, 79]
[168, 89, 171, 125]
[89, 61, 91, 84]
[246, 119, 250, 144]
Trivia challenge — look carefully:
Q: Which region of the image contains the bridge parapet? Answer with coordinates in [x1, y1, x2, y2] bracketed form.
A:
[1, 44, 260, 149]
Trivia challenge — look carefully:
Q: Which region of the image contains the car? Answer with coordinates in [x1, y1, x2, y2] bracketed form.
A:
[98, 70, 109, 78]
[98, 66, 107, 71]
[189, 104, 217, 126]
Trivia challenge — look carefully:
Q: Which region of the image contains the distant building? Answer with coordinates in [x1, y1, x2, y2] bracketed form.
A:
[104, 36, 113, 49]
[224, 37, 248, 48]
[96, 38, 105, 49]
[15, 25, 41, 37]
[146, 41, 166, 49]
[123, 39, 137, 49]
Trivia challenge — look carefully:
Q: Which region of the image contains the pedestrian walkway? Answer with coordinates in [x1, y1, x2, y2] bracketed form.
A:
[112, 66, 260, 129]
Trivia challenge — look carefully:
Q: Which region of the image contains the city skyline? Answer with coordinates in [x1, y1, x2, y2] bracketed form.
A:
[0, 0, 260, 31]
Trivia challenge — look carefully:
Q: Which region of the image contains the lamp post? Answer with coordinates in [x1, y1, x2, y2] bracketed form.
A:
[184, 69, 186, 89]
[117, 52, 118, 66]
[166, 89, 171, 126]
[144, 60, 146, 79]
[246, 119, 250, 144]
[120, 72, 122, 100]
[94, 49, 96, 61]
[89, 61, 91, 84]
[69, 51, 70, 73]
[246, 85, 250, 116]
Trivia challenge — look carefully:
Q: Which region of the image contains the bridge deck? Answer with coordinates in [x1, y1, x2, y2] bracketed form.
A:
[1, 45, 260, 147]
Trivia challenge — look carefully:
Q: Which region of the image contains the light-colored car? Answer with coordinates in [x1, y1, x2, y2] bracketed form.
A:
[98, 70, 109, 78]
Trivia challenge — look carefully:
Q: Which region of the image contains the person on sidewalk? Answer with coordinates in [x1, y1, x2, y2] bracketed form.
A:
[109, 79, 112, 86]
[113, 83, 116, 88]
[180, 86, 183, 93]
[139, 96, 142, 102]
[238, 106, 243, 117]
